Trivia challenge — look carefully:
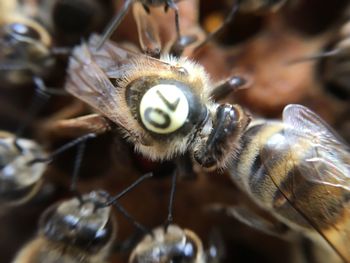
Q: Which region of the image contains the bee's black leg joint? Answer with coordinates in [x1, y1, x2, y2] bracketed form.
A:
[211, 76, 247, 101]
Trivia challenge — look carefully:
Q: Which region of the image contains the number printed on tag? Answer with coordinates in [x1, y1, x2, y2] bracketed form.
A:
[139, 84, 189, 134]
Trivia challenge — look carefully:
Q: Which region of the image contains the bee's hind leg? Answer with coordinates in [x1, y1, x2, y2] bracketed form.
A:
[41, 114, 113, 140]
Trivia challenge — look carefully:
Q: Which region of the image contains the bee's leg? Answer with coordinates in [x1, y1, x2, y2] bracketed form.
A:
[169, 34, 198, 57]
[43, 114, 113, 139]
[164, 170, 177, 230]
[210, 75, 250, 101]
[206, 203, 290, 237]
[165, 0, 180, 40]
[96, 0, 133, 50]
[194, 104, 251, 169]
[193, 2, 239, 54]
[133, 2, 161, 58]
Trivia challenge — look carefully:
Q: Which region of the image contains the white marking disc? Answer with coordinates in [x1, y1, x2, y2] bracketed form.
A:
[140, 84, 189, 134]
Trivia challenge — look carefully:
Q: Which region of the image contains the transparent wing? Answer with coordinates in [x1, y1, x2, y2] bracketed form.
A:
[283, 104, 350, 191]
[86, 34, 171, 78]
[257, 104, 350, 262]
[65, 34, 171, 128]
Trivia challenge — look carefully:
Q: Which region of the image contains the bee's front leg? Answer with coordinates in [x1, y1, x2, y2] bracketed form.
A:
[193, 104, 250, 170]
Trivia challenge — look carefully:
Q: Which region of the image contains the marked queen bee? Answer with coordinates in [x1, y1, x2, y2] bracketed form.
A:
[63, 33, 250, 170]
[58, 31, 349, 263]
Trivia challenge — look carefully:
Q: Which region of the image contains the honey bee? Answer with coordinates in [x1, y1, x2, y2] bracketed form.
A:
[129, 224, 221, 263]
[317, 19, 350, 100]
[0, 0, 56, 87]
[12, 172, 153, 263]
[0, 131, 47, 206]
[229, 104, 350, 263]
[12, 191, 117, 263]
[57, 24, 350, 261]
[37, 0, 115, 45]
[64, 34, 250, 170]
[0, 130, 96, 207]
[96, 0, 183, 52]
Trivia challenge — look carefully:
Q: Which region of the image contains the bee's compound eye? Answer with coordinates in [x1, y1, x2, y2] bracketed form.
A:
[139, 84, 189, 134]
[7, 23, 41, 40]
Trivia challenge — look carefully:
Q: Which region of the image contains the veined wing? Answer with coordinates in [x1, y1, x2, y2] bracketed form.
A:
[283, 104, 350, 191]
[85, 34, 171, 79]
[65, 34, 174, 136]
[66, 37, 129, 128]
[257, 104, 350, 262]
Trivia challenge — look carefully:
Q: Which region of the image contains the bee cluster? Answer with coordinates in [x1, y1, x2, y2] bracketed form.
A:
[0, 0, 349, 263]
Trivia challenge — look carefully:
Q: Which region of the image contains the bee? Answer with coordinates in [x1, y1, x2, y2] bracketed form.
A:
[11, 171, 153, 263]
[229, 104, 350, 263]
[129, 224, 221, 263]
[12, 191, 117, 263]
[63, 34, 250, 170]
[0, 0, 56, 87]
[286, 18, 350, 100]
[96, 0, 183, 53]
[0, 129, 96, 207]
[37, 0, 115, 45]
[317, 19, 350, 100]
[0, 131, 47, 206]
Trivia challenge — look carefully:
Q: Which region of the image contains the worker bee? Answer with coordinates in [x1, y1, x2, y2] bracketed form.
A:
[317, 19, 350, 100]
[12, 191, 117, 263]
[11, 171, 153, 263]
[0, 129, 96, 207]
[129, 224, 222, 263]
[96, 0, 183, 53]
[229, 104, 350, 263]
[0, 0, 56, 87]
[64, 33, 250, 170]
[36, 0, 115, 45]
[0, 131, 47, 206]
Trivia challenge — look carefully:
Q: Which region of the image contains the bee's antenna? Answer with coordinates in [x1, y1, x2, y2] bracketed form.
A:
[96, 0, 133, 51]
[27, 133, 97, 165]
[105, 172, 153, 205]
[193, 1, 239, 54]
[164, 170, 177, 230]
[97, 173, 154, 235]
[285, 49, 339, 65]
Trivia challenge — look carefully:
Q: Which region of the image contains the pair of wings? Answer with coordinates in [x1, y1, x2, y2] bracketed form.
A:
[259, 104, 350, 262]
[65, 34, 171, 132]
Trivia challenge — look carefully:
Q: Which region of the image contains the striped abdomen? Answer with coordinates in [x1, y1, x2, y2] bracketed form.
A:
[230, 120, 350, 251]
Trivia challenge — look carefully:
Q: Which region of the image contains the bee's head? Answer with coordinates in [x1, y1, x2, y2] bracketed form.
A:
[130, 225, 204, 263]
[40, 191, 116, 253]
